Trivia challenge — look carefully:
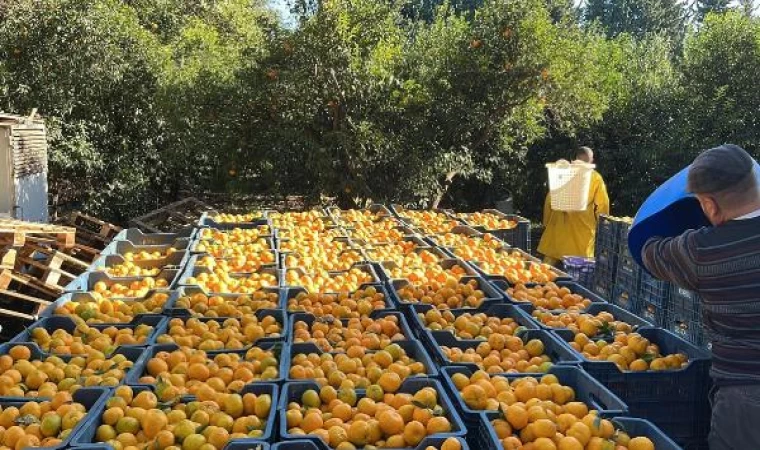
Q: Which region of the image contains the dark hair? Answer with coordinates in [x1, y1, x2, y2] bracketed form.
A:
[576, 146, 593, 161]
[688, 144, 758, 207]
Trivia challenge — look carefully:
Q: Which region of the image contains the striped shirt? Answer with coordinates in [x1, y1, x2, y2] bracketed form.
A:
[643, 215, 760, 386]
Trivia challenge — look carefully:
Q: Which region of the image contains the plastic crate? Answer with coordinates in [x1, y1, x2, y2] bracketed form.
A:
[280, 283, 395, 316]
[525, 302, 654, 330]
[408, 302, 539, 347]
[667, 286, 707, 348]
[457, 210, 531, 253]
[112, 227, 195, 246]
[65, 268, 182, 294]
[0, 387, 111, 450]
[387, 275, 505, 310]
[271, 437, 468, 450]
[126, 342, 286, 386]
[464, 247, 573, 285]
[0, 342, 147, 400]
[638, 271, 671, 324]
[153, 310, 286, 351]
[429, 329, 582, 374]
[284, 340, 439, 383]
[164, 285, 281, 317]
[554, 326, 711, 445]
[279, 378, 466, 442]
[499, 280, 608, 310]
[177, 265, 281, 293]
[198, 211, 270, 229]
[612, 261, 640, 314]
[282, 263, 380, 292]
[288, 310, 415, 347]
[478, 414, 681, 450]
[466, 365, 628, 442]
[100, 239, 192, 259]
[39, 289, 178, 323]
[72, 383, 279, 445]
[379, 258, 481, 285]
[10, 314, 167, 350]
[561, 256, 595, 288]
[89, 250, 190, 278]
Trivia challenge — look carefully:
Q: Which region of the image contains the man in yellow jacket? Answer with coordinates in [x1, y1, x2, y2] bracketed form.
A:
[538, 147, 610, 265]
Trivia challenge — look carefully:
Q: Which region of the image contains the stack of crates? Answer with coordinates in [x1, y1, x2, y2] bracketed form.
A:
[668, 285, 708, 347]
[592, 215, 627, 299]
[612, 247, 641, 315]
[638, 270, 672, 327]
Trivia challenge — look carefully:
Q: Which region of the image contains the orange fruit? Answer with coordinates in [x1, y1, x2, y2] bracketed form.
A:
[378, 410, 405, 436]
[403, 421, 426, 446]
[628, 437, 655, 450]
[347, 421, 370, 446]
[442, 438, 462, 450]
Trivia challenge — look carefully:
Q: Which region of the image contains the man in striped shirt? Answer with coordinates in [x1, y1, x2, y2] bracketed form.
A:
[642, 144, 760, 449]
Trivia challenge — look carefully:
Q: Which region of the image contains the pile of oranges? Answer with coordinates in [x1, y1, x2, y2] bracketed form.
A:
[292, 315, 407, 352]
[155, 316, 281, 350]
[29, 322, 154, 355]
[463, 251, 557, 284]
[284, 268, 375, 293]
[455, 211, 518, 230]
[209, 213, 264, 223]
[396, 278, 488, 309]
[288, 343, 427, 389]
[432, 232, 503, 251]
[449, 371, 656, 450]
[441, 338, 553, 374]
[568, 332, 688, 372]
[183, 270, 278, 294]
[92, 385, 272, 450]
[174, 291, 279, 317]
[91, 278, 170, 299]
[508, 283, 593, 311]
[287, 286, 388, 318]
[395, 209, 459, 235]
[369, 248, 440, 268]
[387, 263, 468, 284]
[196, 253, 276, 273]
[0, 391, 90, 449]
[0, 345, 133, 397]
[347, 220, 407, 244]
[136, 347, 280, 397]
[101, 261, 161, 278]
[417, 308, 524, 339]
[122, 248, 180, 262]
[53, 291, 171, 323]
[283, 249, 365, 272]
[285, 385, 455, 447]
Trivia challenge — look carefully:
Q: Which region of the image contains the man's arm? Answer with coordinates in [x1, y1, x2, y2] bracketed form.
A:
[594, 174, 610, 217]
[543, 192, 552, 227]
[641, 231, 699, 290]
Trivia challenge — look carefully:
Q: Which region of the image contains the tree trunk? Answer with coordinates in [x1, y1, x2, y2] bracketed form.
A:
[430, 172, 457, 209]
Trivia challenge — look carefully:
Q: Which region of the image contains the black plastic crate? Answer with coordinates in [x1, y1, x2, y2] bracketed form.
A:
[612, 262, 641, 315]
[667, 285, 708, 348]
[595, 215, 625, 255]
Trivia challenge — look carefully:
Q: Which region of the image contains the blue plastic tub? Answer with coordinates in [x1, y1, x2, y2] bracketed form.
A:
[10, 315, 167, 352]
[163, 285, 281, 317]
[153, 310, 286, 350]
[553, 326, 711, 445]
[125, 342, 286, 386]
[284, 339, 439, 384]
[72, 383, 279, 445]
[278, 378, 466, 442]
[281, 283, 395, 316]
[111, 227, 195, 246]
[388, 275, 504, 310]
[39, 289, 178, 323]
[288, 310, 415, 348]
[0, 342, 146, 400]
[429, 328, 582, 374]
[0, 387, 111, 450]
[443, 365, 627, 425]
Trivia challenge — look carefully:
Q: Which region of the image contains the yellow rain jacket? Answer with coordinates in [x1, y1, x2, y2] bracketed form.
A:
[537, 170, 610, 260]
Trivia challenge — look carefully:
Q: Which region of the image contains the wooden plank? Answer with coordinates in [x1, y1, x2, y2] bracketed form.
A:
[0, 306, 35, 320]
[0, 288, 52, 306]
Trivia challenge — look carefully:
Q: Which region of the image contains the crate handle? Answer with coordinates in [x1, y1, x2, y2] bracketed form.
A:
[586, 392, 609, 413]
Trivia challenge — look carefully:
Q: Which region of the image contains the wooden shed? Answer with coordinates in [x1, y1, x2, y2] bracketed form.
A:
[0, 111, 49, 222]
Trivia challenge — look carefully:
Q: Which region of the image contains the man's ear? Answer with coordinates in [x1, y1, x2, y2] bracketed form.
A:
[697, 194, 723, 225]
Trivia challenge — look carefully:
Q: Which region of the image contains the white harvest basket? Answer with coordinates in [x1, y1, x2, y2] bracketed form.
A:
[546, 160, 595, 211]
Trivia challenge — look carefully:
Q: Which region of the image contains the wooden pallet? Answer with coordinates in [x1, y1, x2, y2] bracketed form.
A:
[130, 197, 214, 233]
[0, 219, 76, 248]
[54, 212, 121, 250]
[0, 269, 56, 320]
[24, 236, 101, 264]
[14, 243, 89, 288]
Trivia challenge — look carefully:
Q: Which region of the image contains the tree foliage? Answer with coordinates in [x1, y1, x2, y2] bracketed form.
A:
[1, 0, 760, 222]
